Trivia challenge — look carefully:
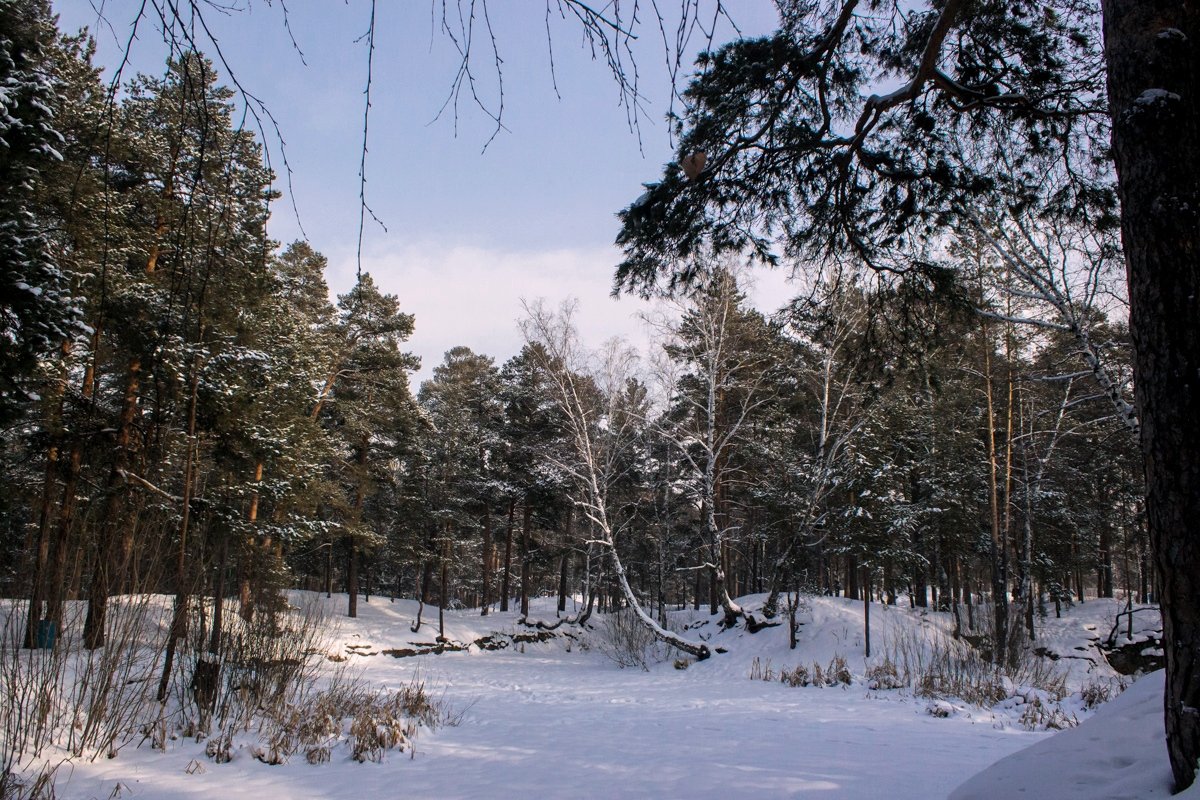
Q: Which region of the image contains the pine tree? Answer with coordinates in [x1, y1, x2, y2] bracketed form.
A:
[0, 0, 81, 423]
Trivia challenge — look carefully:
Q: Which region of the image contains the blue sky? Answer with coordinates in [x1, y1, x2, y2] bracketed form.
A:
[53, 2, 788, 386]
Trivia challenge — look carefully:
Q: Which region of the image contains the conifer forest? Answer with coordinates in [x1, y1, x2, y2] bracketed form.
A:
[1, 2, 1197, 798]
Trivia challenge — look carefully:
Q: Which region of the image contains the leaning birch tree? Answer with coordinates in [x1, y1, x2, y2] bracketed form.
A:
[521, 299, 710, 660]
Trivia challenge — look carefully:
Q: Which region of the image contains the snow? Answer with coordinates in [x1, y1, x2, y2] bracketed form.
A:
[950, 669, 1200, 799]
[15, 593, 1183, 799]
[1135, 89, 1182, 106]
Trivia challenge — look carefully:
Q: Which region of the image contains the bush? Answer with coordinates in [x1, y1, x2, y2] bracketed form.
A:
[779, 665, 810, 687]
[865, 657, 903, 690]
[1079, 677, 1125, 710]
[753, 655, 849, 688]
[253, 671, 451, 766]
[595, 608, 679, 670]
[884, 621, 1067, 708]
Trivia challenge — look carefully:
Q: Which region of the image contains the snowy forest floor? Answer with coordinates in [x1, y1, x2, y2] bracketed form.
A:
[19, 592, 1176, 799]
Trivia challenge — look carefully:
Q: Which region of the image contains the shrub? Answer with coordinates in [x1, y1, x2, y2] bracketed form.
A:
[779, 665, 810, 687]
[1080, 677, 1125, 710]
[595, 608, 679, 670]
[865, 657, 903, 690]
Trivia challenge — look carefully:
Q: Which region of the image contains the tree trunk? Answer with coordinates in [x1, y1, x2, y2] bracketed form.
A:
[209, 531, 228, 656]
[1100, 7, 1200, 786]
[347, 540, 359, 618]
[862, 565, 871, 658]
[558, 552, 570, 615]
[951, 558, 963, 638]
[157, 357, 201, 701]
[981, 321, 1009, 666]
[83, 357, 142, 650]
[24, 345, 70, 648]
[558, 506, 573, 614]
[500, 499, 514, 612]
[480, 504, 493, 616]
[438, 533, 449, 641]
[520, 501, 532, 618]
[239, 460, 264, 623]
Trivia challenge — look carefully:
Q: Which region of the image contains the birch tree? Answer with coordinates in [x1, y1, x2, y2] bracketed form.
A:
[521, 299, 710, 659]
[651, 267, 779, 628]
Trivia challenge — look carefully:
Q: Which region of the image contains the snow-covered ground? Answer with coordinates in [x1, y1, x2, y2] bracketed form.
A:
[950, 669, 1198, 799]
[17, 593, 1177, 799]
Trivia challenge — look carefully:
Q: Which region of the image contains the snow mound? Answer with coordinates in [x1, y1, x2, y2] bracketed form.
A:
[950, 670, 1200, 799]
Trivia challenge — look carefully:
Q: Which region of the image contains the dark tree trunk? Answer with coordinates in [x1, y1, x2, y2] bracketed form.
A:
[964, 568, 975, 632]
[209, 531, 228, 656]
[862, 566, 871, 658]
[420, 558, 433, 604]
[500, 499, 514, 612]
[324, 536, 333, 597]
[558, 506, 573, 614]
[1103, 1, 1200, 788]
[951, 557, 963, 638]
[1098, 515, 1115, 598]
[439, 534, 449, 641]
[347, 540, 359, 618]
[24, 361, 65, 649]
[158, 360, 201, 701]
[47, 441, 83, 631]
[481, 505, 493, 616]
[84, 358, 142, 650]
[558, 552, 570, 615]
[520, 501, 532, 618]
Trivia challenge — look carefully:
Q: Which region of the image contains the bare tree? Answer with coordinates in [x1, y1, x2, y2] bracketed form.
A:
[521, 299, 710, 659]
[646, 266, 776, 629]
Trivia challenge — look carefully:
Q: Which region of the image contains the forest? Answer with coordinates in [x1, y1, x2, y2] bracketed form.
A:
[1, 1, 1196, 798]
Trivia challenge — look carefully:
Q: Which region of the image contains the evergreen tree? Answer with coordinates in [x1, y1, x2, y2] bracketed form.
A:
[0, 0, 81, 422]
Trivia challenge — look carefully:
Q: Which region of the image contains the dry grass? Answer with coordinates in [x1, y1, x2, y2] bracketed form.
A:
[750, 655, 851, 688]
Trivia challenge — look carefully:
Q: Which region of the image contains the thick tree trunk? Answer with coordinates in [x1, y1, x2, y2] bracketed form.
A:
[1103, 2, 1200, 788]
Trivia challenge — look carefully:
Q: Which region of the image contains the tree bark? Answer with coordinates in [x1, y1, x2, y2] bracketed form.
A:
[1103, 1, 1200, 788]
[520, 501, 532, 618]
[981, 320, 1009, 666]
[862, 565, 871, 657]
[480, 504, 493, 616]
[438, 533, 449, 641]
[347, 540, 359, 618]
[558, 506, 573, 614]
[83, 356, 142, 650]
[157, 356, 201, 701]
[500, 499, 514, 612]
